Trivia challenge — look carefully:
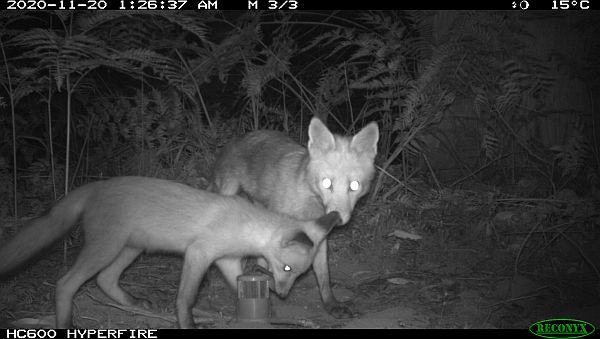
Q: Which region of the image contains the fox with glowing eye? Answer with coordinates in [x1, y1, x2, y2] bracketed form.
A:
[211, 117, 379, 318]
[0, 177, 340, 328]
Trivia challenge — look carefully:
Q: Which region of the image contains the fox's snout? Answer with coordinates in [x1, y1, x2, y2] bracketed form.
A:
[325, 206, 351, 225]
[276, 289, 289, 298]
[274, 281, 291, 298]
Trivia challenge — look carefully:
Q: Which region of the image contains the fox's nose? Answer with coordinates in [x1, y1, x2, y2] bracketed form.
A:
[326, 208, 351, 225]
[275, 284, 290, 298]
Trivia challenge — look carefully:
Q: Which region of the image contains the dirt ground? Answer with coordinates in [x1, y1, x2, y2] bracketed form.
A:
[1, 185, 599, 329]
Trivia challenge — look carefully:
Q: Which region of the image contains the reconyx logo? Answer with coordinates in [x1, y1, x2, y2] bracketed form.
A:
[529, 318, 596, 339]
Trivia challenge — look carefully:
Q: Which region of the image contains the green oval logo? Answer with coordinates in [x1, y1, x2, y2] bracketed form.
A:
[529, 318, 596, 339]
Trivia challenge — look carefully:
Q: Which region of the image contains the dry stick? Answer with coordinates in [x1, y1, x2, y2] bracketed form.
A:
[138, 67, 144, 175]
[449, 152, 512, 188]
[495, 198, 569, 204]
[494, 108, 551, 166]
[282, 82, 288, 133]
[381, 182, 403, 202]
[402, 147, 408, 194]
[385, 170, 414, 200]
[590, 89, 600, 171]
[69, 117, 94, 191]
[299, 106, 304, 144]
[251, 92, 259, 130]
[47, 74, 57, 202]
[486, 287, 551, 308]
[513, 221, 541, 275]
[0, 38, 18, 219]
[422, 153, 441, 190]
[504, 222, 591, 236]
[63, 73, 72, 268]
[62, 68, 92, 267]
[374, 164, 418, 196]
[343, 65, 355, 132]
[559, 232, 600, 280]
[64, 73, 72, 198]
[270, 318, 320, 329]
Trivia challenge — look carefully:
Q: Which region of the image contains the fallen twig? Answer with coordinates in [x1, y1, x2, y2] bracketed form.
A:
[270, 317, 320, 328]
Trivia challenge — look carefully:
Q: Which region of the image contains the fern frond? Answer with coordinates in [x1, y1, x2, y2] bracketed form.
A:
[551, 129, 590, 178]
[481, 126, 500, 160]
[301, 27, 355, 56]
[17, 29, 112, 89]
[153, 11, 209, 44]
[117, 48, 192, 95]
[75, 11, 132, 31]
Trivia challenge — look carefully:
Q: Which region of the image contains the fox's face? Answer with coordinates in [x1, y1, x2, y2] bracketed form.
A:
[265, 212, 341, 297]
[307, 118, 379, 225]
[267, 243, 314, 298]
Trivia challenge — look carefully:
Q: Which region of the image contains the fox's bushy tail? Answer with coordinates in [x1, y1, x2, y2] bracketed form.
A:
[0, 184, 95, 275]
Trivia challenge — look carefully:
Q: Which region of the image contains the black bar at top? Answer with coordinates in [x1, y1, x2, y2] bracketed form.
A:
[0, 0, 560, 11]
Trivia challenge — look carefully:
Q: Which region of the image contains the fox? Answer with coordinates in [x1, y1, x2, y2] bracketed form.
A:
[211, 117, 379, 318]
[0, 176, 340, 328]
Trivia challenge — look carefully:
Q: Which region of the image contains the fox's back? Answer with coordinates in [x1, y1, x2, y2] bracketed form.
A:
[79, 177, 281, 256]
[216, 130, 306, 173]
[213, 131, 324, 219]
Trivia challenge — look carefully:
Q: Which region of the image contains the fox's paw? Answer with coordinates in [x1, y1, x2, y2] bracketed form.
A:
[324, 301, 359, 319]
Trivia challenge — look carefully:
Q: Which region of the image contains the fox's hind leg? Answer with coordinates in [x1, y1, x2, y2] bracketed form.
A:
[55, 239, 126, 328]
[96, 247, 150, 309]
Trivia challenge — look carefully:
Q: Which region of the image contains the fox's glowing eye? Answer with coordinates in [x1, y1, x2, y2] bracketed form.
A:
[350, 180, 360, 191]
[322, 178, 332, 189]
[283, 265, 291, 272]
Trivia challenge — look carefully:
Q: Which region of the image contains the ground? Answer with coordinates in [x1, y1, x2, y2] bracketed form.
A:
[1, 184, 599, 329]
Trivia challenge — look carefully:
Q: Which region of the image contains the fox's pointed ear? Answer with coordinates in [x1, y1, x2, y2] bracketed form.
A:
[351, 122, 379, 158]
[308, 117, 336, 154]
[316, 211, 342, 234]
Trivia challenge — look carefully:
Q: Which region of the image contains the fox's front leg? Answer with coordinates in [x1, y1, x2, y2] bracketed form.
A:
[313, 239, 357, 318]
[177, 243, 210, 328]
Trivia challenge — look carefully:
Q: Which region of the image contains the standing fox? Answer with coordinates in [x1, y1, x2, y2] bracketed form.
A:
[211, 117, 379, 318]
[0, 177, 340, 328]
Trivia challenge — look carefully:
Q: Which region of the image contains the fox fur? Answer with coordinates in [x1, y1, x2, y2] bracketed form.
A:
[0, 176, 340, 328]
[211, 117, 379, 318]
